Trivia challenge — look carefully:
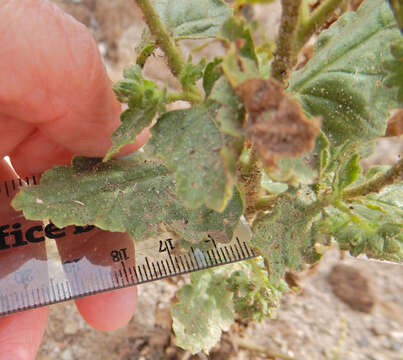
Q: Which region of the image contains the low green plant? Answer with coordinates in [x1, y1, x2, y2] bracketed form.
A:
[12, 0, 403, 354]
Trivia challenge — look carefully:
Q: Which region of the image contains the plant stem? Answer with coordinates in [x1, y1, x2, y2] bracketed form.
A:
[166, 91, 203, 104]
[343, 158, 403, 199]
[134, 0, 204, 101]
[296, 0, 344, 51]
[135, 0, 185, 76]
[271, 0, 303, 85]
[237, 146, 263, 221]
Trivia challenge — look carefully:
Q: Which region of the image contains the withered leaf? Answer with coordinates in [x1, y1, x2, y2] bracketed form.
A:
[236, 78, 321, 167]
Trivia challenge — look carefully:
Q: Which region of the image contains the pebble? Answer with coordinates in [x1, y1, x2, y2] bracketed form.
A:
[61, 349, 73, 360]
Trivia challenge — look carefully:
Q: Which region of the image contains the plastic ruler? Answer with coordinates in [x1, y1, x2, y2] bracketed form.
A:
[0, 174, 257, 316]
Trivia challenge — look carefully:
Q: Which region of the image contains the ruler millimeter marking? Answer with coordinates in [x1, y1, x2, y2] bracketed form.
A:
[0, 174, 256, 316]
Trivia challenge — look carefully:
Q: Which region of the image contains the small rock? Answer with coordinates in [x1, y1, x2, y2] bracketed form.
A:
[357, 335, 369, 347]
[64, 322, 79, 335]
[371, 321, 389, 336]
[388, 340, 402, 352]
[327, 264, 375, 313]
[61, 349, 73, 360]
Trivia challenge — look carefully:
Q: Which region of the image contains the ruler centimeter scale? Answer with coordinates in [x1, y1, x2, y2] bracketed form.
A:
[0, 175, 257, 316]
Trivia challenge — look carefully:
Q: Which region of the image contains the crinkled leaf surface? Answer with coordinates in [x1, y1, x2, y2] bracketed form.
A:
[172, 267, 235, 354]
[251, 193, 320, 283]
[289, 0, 401, 145]
[172, 260, 285, 354]
[146, 81, 244, 212]
[105, 66, 163, 161]
[179, 58, 207, 88]
[322, 183, 403, 261]
[12, 155, 243, 243]
[150, 0, 232, 39]
[226, 259, 286, 322]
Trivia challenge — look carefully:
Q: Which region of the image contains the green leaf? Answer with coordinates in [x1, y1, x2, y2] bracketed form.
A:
[251, 193, 321, 283]
[289, 0, 401, 145]
[384, 38, 403, 103]
[105, 66, 163, 161]
[11, 155, 243, 244]
[336, 153, 361, 190]
[203, 58, 223, 97]
[220, 17, 259, 86]
[179, 57, 207, 88]
[226, 259, 286, 322]
[150, 0, 232, 39]
[321, 181, 403, 262]
[261, 171, 288, 194]
[172, 266, 235, 354]
[135, 28, 156, 68]
[172, 260, 285, 354]
[264, 155, 318, 186]
[146, 82, 244, 212]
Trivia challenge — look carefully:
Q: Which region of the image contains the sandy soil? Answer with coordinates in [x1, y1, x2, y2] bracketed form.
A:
[37, 1, 403, 359]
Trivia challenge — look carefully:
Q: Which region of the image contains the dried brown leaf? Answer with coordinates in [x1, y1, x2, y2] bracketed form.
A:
[236, 78, 321, 167]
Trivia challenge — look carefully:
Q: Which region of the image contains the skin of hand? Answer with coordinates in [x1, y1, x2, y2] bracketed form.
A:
[0, 1, 149, 358]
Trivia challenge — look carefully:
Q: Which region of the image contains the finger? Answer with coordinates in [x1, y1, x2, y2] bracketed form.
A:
[0, 159, 47, 278]
[75, 286, 137, 331]
[9, 127, 150, 178]
[0, 0, 148, 158]
[0, 307, 48, 360]
[55, 230, 137, 331]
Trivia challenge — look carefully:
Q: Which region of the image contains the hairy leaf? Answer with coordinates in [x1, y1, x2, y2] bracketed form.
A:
[172, 260, 285, 354]
[321, 178, 403, 261]
[146, 81, 244, 212]
[336, 153, 361, 191]
[150, 0, 232, 39]
[265, 156, 317, 186]
[203, 58, 223, 97]
[12, 155, 243, 244]
[135, 28, 156, 68]
[105, 66, 163, 161]
[172, 267, 235, 354]
[179, 58, 207, 88]
[226, 259, 286, 322]
[251, 193, 321, 283]
[289, 0, 401, 145]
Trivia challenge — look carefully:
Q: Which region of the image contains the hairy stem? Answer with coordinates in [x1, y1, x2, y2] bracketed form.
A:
[271, 0, 303, 85]
[166, 91, 203, 103]
[237, 146, 263, 221]
[343, 158, 403, 199]
[134, 0, 203, 101]
[296, 0, 344, 51]
[135, 0, 185, 76]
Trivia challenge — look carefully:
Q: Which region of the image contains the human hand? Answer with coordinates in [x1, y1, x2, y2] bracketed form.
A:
[0, 1, 148, 358]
